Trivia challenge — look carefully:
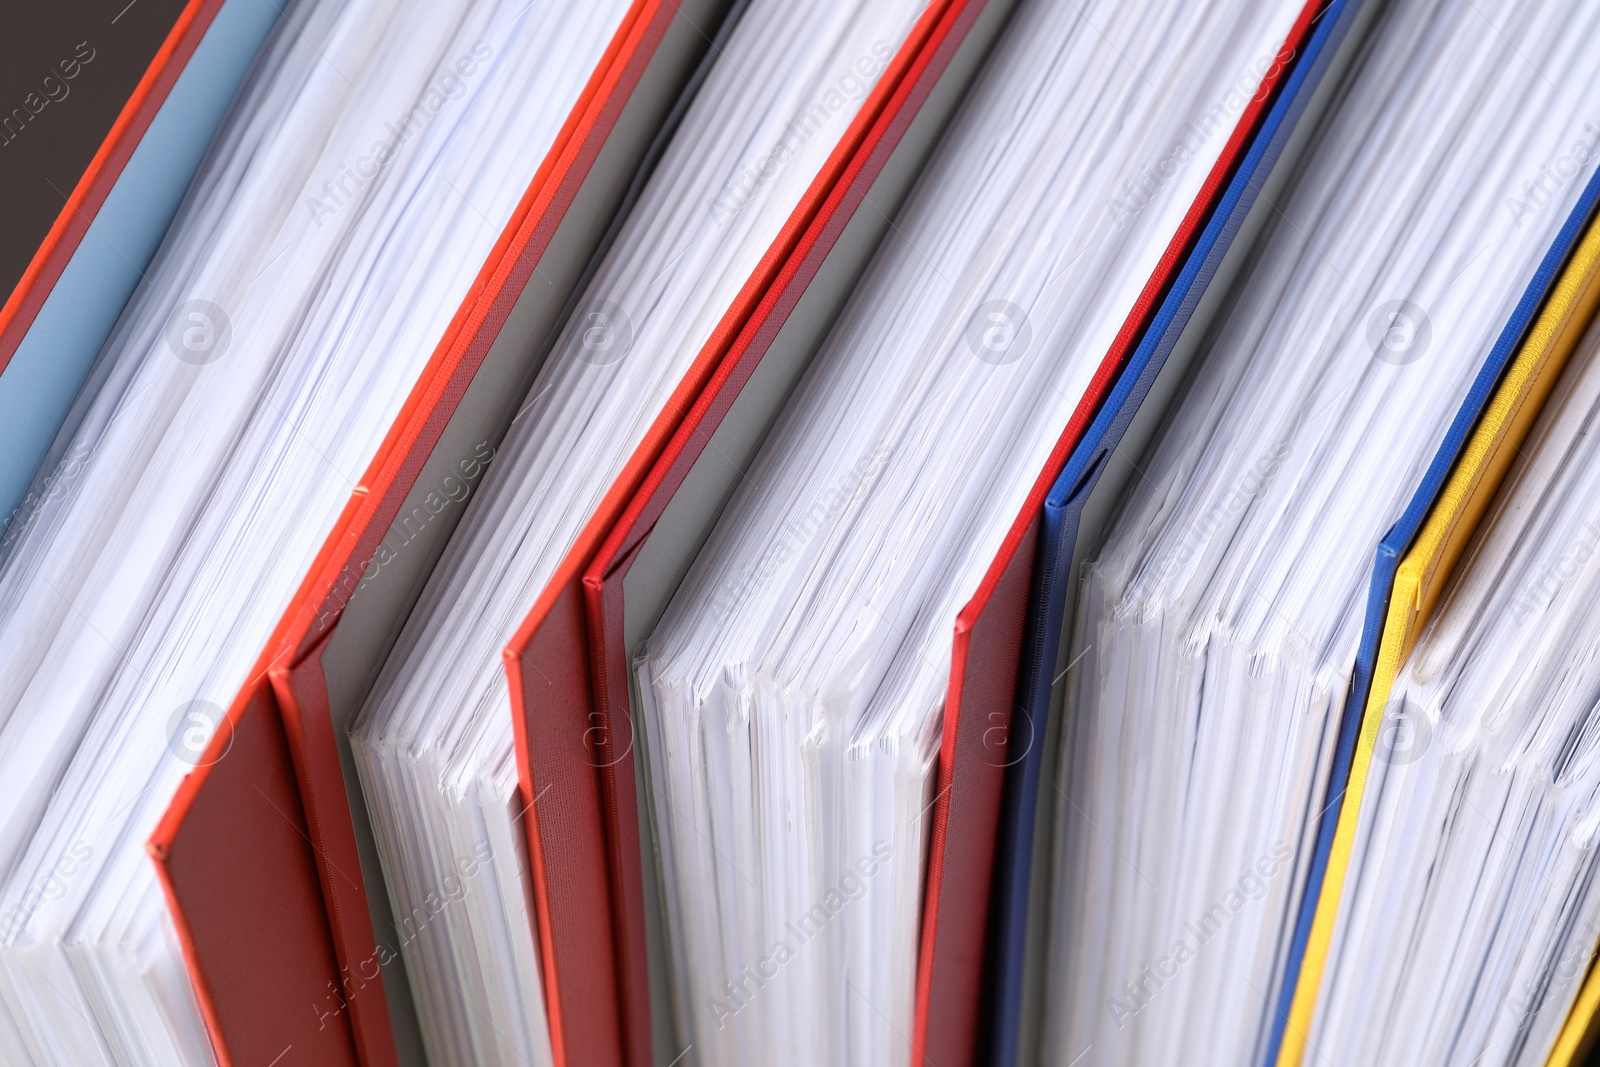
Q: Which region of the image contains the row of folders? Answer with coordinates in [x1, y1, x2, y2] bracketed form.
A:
[6, 0, 1600, 1065]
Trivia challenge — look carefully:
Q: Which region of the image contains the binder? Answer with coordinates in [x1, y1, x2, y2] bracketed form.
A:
[0, 0, 281, 541]
[1269, 163, 1600, 1065]
[145, 3, 739, 1065]
[488, 3, 1024, 1064]
[515, 1, 1349, 1065]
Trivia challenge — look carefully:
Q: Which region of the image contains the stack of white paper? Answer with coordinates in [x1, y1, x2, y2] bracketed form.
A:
[1043, 2, 1600, 1065]
[0, 0, 630, 1062]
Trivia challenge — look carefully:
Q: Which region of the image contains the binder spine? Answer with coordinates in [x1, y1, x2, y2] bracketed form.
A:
[507, 580, 628, 1067]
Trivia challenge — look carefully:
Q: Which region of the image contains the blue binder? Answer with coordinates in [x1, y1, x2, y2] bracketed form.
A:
[986, 0, 1379, 1062]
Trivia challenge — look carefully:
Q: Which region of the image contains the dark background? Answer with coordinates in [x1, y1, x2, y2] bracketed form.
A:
[0, 0, 191, 305]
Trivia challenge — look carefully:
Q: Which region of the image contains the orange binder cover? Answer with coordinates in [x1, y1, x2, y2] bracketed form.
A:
[562, 1, 1331, 1065]
[148, 3, 733, 1065]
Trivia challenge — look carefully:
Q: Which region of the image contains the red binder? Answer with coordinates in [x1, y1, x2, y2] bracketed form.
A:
[149, 3, 735, 1065]
[530, 1, 1329, 1065]
[504, 0, 1022, 1063]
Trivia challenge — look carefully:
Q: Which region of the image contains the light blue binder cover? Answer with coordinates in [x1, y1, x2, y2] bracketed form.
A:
[0, 0, 279, 540]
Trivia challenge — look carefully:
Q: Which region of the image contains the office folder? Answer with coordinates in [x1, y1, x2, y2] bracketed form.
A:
[514, 1, 1346, 1065]
[142, 3, 734, 1065]
[0, 0, 281, 541]
[491, 3, 1018, 1063]
[1272, 164, 1600, 1065]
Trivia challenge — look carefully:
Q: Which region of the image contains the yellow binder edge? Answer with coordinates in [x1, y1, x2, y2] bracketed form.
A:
[1274, 214, 1600, 1067]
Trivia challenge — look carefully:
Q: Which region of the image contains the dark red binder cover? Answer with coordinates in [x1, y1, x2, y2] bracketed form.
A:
[149, 3, 730, 1065]
[561, 1, 1327, 1065]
